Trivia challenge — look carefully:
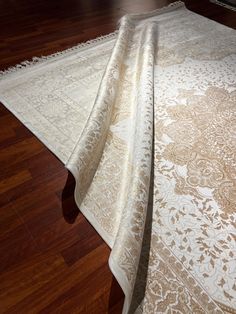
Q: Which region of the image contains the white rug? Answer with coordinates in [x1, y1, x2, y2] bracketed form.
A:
[1, 2, 236, 313]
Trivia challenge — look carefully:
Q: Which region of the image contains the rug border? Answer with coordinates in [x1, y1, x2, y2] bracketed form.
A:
[0, 31, 118, 80]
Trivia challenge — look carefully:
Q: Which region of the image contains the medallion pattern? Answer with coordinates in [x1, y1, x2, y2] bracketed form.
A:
[154, 86, 236, 310]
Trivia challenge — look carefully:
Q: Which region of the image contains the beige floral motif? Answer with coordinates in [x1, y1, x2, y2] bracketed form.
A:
[163, 86, 236, 214]
[157, 28, 236, 67]
[155, 119, 165, 141]
[163, 142, 196, 166]
[165, 121, 199, 144]
[187, 157, 225, 188]
[214, 181, 236, 216]
[157, 85, 236, 311]
[205, 86, 230, 106]
[174, 172, 203, 199]
[187, 95, 210, 113]
[141, 236, 218, 314]
[168, 104, 193, 121]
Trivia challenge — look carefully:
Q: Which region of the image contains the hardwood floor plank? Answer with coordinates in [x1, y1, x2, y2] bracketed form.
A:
[38, 264, 112, 314]
[0, 126, 15, 142]
[0, 169, 32, 194]
[0, 137, 45, 167]
[0, 253, 66, 312]
[1, 168, 66, 205]
[5, 244, 110, 313]
[0, 224, 40, 274]
[0, 203, 22, 238]
[61, 233, 104, 266]
[33, 215, 96, 253]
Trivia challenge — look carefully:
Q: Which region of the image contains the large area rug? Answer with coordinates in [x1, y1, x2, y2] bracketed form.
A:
[0, 2, 236, 313]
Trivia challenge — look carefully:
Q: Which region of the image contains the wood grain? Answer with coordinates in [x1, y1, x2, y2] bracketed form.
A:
[0, 0, 235, 312]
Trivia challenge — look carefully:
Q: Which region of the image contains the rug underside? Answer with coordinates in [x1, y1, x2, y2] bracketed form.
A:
[0, 2, 236, 313]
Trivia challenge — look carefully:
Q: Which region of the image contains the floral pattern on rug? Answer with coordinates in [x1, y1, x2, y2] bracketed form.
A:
[155, 86, 236, 310]
[164, 87, 236, 219]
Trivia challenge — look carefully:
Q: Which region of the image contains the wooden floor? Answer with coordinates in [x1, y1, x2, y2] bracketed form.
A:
[0, 0, 235, 313]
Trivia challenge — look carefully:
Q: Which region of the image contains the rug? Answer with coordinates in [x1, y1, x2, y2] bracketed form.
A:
[0, 2, 236, 313]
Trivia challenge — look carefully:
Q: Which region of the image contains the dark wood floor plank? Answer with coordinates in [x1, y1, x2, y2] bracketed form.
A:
[5, 244, 110, 313]
[0, 126, 15, 142]
[39, 264, 112, 314]
[1, 168, 66, 205]
[0, 169, 32, 194]
[0, 203, 22, 238]
[0, 253, 66, 312]
[0, 137, 45, 167]
[61, 232, 104, 266]
[0, 224, 40, 274]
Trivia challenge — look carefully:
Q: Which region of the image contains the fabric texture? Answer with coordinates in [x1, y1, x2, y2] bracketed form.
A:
[0, 2, 236, 313]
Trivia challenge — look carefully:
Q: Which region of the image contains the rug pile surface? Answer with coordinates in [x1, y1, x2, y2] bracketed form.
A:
[1, 2, 236, 313]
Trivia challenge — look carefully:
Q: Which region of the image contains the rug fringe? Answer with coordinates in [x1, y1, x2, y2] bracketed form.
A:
[0, 31, 118, 79]
[0, 1, 185, 79]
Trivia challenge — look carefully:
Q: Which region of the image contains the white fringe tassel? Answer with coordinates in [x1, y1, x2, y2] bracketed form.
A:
[0, 31, 118, 79]
[0, 1, 186, 79]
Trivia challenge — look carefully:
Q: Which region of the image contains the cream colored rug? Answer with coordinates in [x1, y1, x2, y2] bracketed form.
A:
[1, 2, 236, 313]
